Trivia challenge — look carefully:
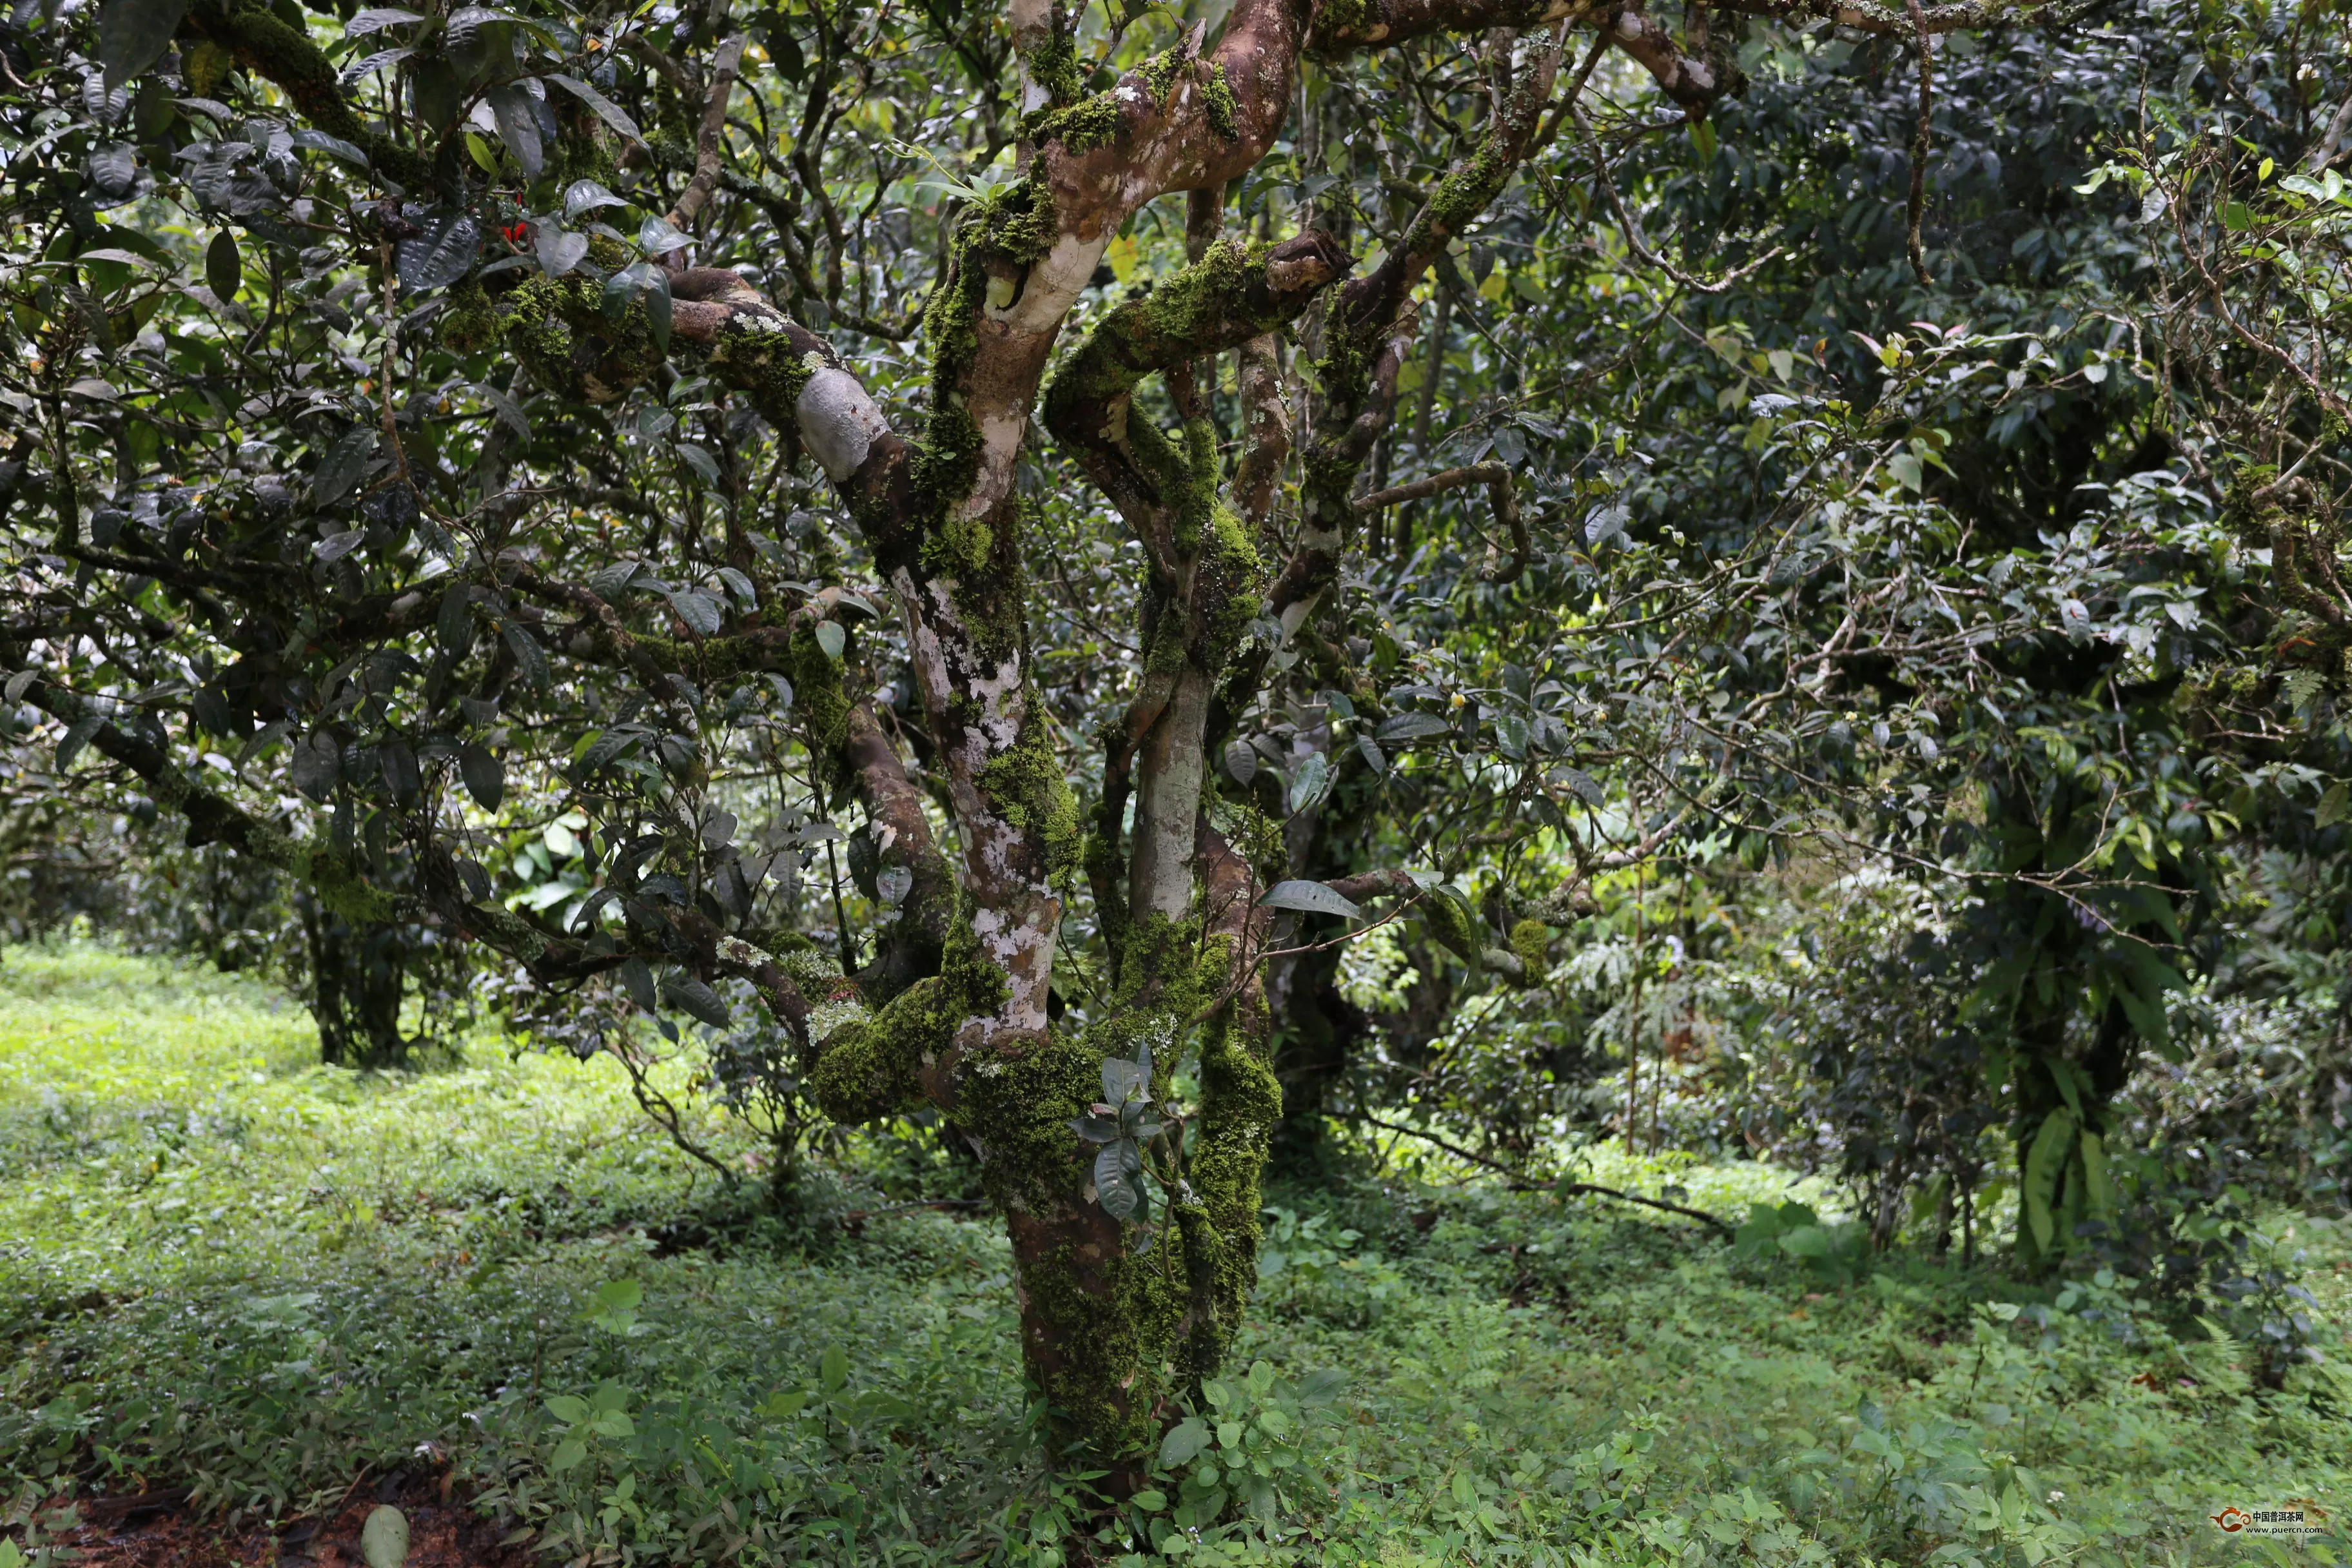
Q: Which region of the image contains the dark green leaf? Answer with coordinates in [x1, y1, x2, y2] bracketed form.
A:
[346, 6, 424, 31]
[546, 72, 644, 143]
[313, 527, 365, 562]
[1375, 712, 1451, 742]
[291, 732, 341, 800]
[56, 714, 105, 771]
[457, 743, 504, 810]
[563, 178, 625, 222]
[535, 225, 589, 277]
[667, 590, 723, 637]
[289, 129, 369, 167]
[1071, 1115, 1121, 1143]
[98, 0, 192, 89]
[1287, 752, 1330, 814]
[380, 737, 420, 801]
[576, 726, 643, 774]
[1159, 1418, 1210, 1467]
[502, 622, 551, 687]
[395, 211, 480, 291]
[1093, 1143, 1141, 1220]
[436, 582, 475, 656]
[660, 973, 731, 1028]
[311, 426, 378, 505]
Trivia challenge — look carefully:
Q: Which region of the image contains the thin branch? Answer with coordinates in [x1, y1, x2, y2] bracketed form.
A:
[1356, 460, 1529, 581]
[1905, 0, 1935, 286]
[1571, 99, 1783, 294]
[1351, 1112, 1734, 1233]
[666, 34, 747, 238]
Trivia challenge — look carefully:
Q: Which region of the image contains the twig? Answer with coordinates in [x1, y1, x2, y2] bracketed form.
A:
[607, 1037, 740, 1188]
[1905, 0, 1935, 286]
[665, 34, 747, 240]
[1353, 1112, 1733, 1233]
[1356, 462, 1529, 583]
[1570, 99, 1782, 295]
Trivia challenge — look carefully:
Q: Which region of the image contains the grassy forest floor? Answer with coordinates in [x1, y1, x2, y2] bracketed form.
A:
[3, 946, 2351, 1567]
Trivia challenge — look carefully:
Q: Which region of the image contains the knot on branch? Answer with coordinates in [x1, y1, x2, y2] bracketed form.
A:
[1262, 230, 1353, 296]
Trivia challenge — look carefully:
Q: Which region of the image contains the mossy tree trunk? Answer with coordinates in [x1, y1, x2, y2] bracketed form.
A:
[299, 893, 411, 1069]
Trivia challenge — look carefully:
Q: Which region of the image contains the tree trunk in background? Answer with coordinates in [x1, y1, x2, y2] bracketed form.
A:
[299, 894, 410, 1069]
[1268, 943, 1370, 1176]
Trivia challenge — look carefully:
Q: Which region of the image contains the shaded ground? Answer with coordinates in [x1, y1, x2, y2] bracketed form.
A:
[48, 1466, 530, 1568]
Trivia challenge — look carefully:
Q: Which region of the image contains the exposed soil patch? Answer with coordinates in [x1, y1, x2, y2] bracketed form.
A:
[39, 1467, 533, 1568]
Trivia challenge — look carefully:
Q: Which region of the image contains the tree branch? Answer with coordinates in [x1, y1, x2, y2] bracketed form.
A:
[665, 33, 747, 239]
[1353, 1112, 1733, 1232]
[1357, 460, 1529, 582]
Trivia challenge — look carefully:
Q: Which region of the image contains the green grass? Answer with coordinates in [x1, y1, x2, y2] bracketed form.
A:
[3, 944, 2349, 1566]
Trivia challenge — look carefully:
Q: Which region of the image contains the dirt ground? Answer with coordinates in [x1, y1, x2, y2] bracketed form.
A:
[32, 1465, 535, 1568]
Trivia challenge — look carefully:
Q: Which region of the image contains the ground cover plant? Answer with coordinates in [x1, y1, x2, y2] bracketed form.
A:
[7, 945, 2352, 1566]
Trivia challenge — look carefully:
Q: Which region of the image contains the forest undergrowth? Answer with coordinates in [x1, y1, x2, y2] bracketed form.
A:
[3, 945, 2349, 1567]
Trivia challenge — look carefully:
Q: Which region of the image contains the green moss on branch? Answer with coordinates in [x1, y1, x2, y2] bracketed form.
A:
[808, 975, 951, 1122]
[977, 705, 1083, 883]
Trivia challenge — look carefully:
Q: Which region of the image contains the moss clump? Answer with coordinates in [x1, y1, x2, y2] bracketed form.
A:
[938, 896, 1013, 1019]
[1317, 0, 1370, 35]
[1201, 62, 1240, 141]
[439, 280, 498, 355]
[493, 272, 662, 405]
[945, 964, 1175, 1455]
[709, 334, 823, 431]
[807, 975, 946, 1122]
[1135, 48, 1182, 103]
[1194, 502, 1266, 668]
[1509, 916, 1553, 978]
[812, 896, 1006, 1126]
[1420, 887, 1484, 967]
[1310, 297, 1373, 420]
[1082, 817, 1130, 955]
[1416, 137, 1514, 243]
[977, 704, 1082, 883]
[941, 913, 1281, 1458]
[547, 94, 621, 189]
[1175, 414, 1219, 556]
[783, 623, 854, 797]
[931, 509, 993, 579]
[914, 177, 1061, 599]
[1099, 922, 1278, 1393]
[959, 1029, 1102, 1211]
[1026, 24, 1088, 105]
[1185, 999, 1279, 1376]
[300, 845, 398, 926]
[1030, 90, 1123, 154]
